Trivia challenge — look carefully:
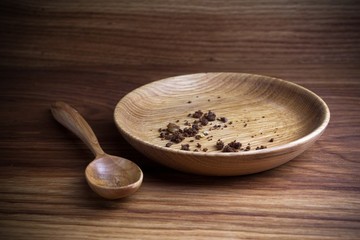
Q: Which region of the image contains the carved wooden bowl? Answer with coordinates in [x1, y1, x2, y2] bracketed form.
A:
[114, 73, 330, 176]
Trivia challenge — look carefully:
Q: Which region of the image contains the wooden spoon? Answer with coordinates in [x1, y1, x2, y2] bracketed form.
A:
[51, 101, 143, 199]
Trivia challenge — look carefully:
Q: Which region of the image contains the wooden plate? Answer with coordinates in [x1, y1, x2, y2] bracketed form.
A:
[114, 73, 330, 176]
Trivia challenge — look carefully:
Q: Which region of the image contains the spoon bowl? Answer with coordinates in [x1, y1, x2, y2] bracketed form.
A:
[51, 101, 143, 199]
[85, 155, 143, 199]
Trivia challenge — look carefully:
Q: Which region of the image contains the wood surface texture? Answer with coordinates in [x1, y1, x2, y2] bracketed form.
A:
[1, 0, 360, 239]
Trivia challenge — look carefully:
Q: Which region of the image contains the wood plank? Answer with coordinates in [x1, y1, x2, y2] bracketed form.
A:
[0, 0, 359, 239]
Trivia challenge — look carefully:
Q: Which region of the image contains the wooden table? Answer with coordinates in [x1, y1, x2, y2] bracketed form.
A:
[1, 1, 360, 239]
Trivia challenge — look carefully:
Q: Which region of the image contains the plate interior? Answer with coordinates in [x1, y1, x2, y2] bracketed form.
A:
[115, 73, 326, 153]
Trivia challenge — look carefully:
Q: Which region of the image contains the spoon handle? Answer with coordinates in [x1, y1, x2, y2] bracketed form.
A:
[51, 101, 105, 157]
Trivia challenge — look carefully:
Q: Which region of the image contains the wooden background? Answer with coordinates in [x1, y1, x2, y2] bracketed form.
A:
[1, 0, 360, 239]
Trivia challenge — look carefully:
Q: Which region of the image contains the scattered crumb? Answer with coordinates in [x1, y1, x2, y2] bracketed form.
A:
[218, 117, 228, 123]
[192, 110, 203, 118]
[216, 140, 224, 150]
[222, 140, 242, 152]
[256, 145, 267, 150]
[200, 116, 208, 126]
[181, 144, 190, 151]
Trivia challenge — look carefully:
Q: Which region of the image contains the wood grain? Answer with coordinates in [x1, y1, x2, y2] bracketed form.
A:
[115, 72, 330, 175]
[1, 0, 360, 239]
